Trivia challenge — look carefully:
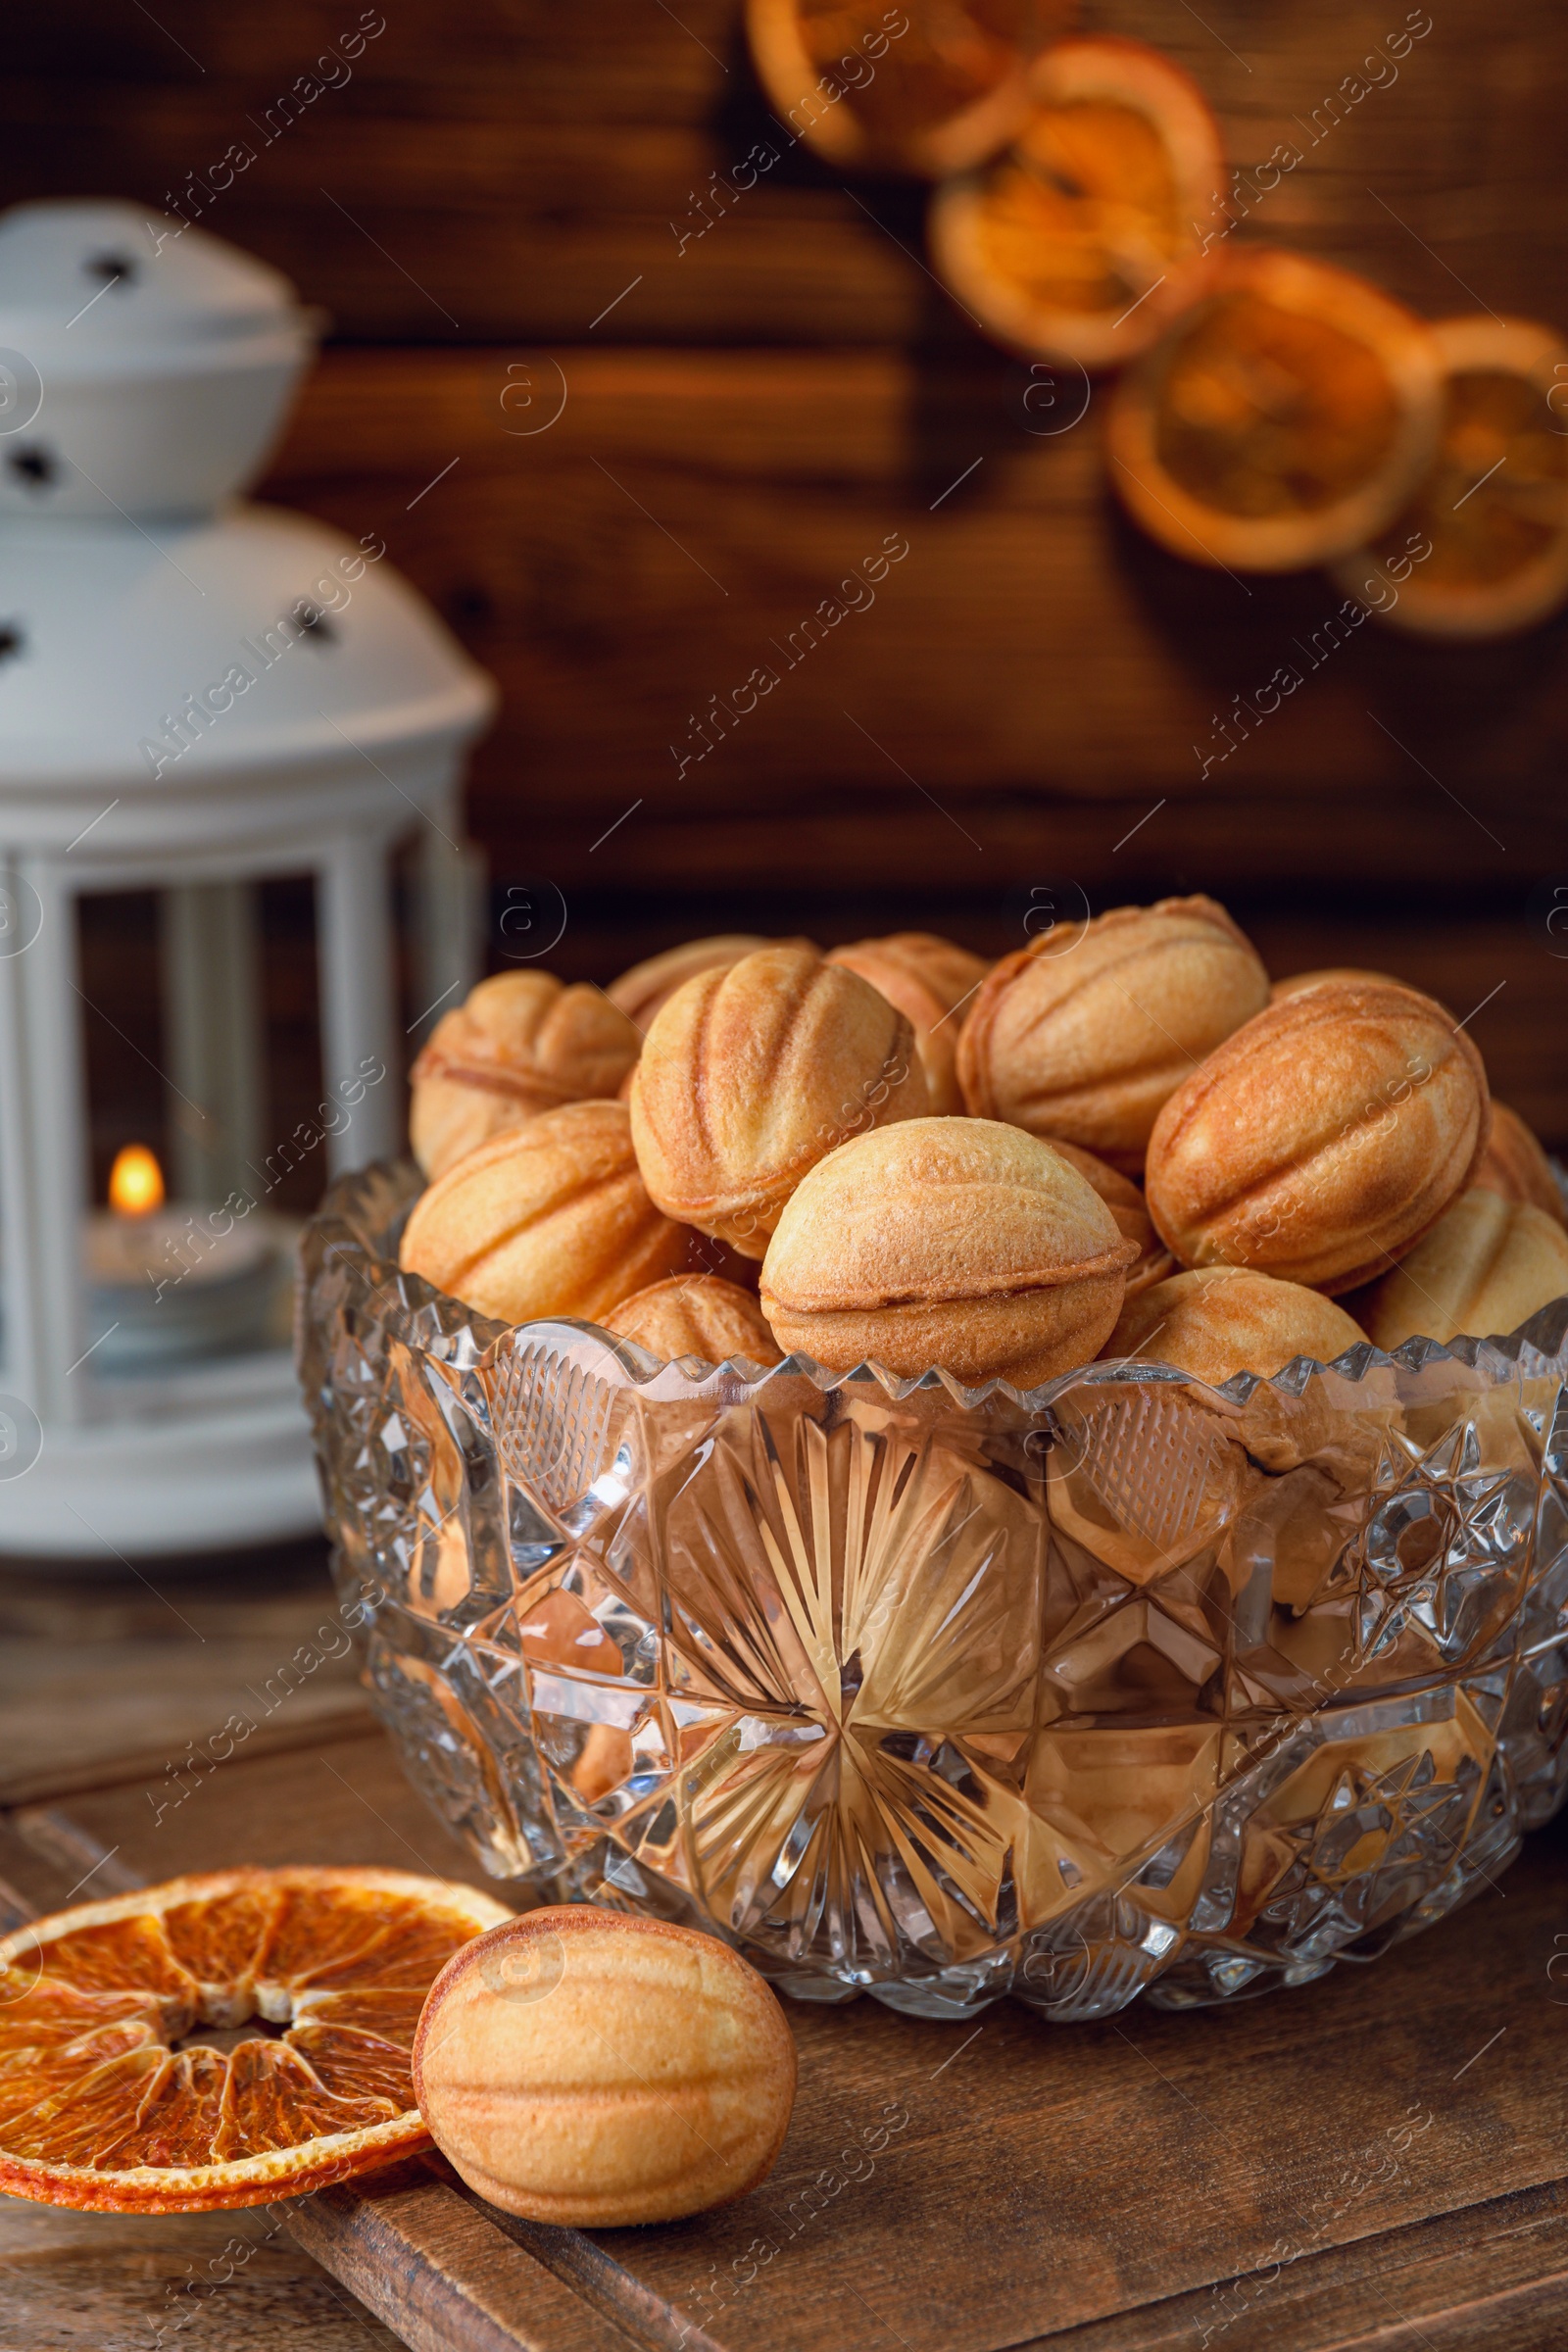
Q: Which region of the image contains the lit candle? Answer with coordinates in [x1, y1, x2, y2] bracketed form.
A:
[83, 1144, 282, 1370]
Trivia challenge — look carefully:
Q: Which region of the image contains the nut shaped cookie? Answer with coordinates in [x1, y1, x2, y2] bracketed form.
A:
[414, 1909, 797, 2227]
[956, 895, 1269, 1173]
[1145, 982, 1489, 1294]
[606, 1274, 782, 1365]
[760, 1118, 1138, 1384]
[1047, 1136, 1175, 1298]
[607, 934, 792, 1030]
[400, 1100, 691, 1326]
[1352, 1189, 1568, 1348]
[1473, 1102, 1566, 1226]
[411, 972, 640, 1179]
[629, 945, 928, 1257]
[827, 931, 990, 1114]
[1104, 1267, 1368, 1387]
[1269, 965, 1400, 1003]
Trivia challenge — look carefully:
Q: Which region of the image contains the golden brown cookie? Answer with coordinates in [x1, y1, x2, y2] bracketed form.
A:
[605, 1274, 783, 1365]
[399, 1100, 691, 1326]
[760, 1118, 1138, 1384]
[1103, 1267, 1368, 1386]
[827, 931, 990, 1115]
[410, 972, 640, 1179]
[1351, 1188, 1568, 1348]
[1046, 1137, 1174, 1298]
[414, 1908, 797, 2227]
[629, 944, 928, 1258]
[956, 895, 1269, 1173]
[1145, 981, 1489, 1294]
[1269, 965, 1401, 1003]
[1473, 1101, 1565, 1226]
[606, 934, 814, 1030]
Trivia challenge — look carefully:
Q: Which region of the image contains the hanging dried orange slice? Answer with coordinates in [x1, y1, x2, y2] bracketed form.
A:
[0, 1867, 511, 2211]
[929, 36, 1227, 368]
[1107, 248, 1444, 571]
[1330, 316, 1568, 637]
[746, 0, 1074, 179]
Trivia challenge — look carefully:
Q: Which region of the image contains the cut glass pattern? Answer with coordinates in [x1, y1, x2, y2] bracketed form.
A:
[298, 1162, 1568, 2020]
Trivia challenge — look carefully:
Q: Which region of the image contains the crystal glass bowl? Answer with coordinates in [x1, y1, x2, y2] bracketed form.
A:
[298, 1161, 1568, 2020]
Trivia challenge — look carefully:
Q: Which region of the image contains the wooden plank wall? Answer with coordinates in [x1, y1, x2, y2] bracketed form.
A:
[7, 0, 1568, 1136]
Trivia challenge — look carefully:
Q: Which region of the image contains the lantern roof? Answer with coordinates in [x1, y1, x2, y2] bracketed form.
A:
[0, 504, 496, 795]
[0, 199, 305, 371]
[0, 200, 317, 518]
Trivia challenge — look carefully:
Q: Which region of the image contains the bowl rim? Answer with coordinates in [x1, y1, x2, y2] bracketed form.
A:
[300, 1157, 1568, 1411]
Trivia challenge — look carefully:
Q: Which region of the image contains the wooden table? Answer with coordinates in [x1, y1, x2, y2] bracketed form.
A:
[3, 1544, 1568, 2352]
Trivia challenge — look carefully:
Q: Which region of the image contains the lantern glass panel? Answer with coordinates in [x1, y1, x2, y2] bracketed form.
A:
[72, 875, 341, 1389]
[77, 891, 169, 1212]
[252, 872, 330, 1218]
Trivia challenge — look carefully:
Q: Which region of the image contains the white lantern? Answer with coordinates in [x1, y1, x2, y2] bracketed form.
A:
[0, 200, 496, 1558]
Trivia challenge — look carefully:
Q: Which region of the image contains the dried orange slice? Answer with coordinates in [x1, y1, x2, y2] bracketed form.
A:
[1330, 316, 1568, 637]
[1107, 248, 1444, 571]
[929, 36, 1227, 368]
[746, 0, 1074, 179]
[0, 1867, 511, 2211]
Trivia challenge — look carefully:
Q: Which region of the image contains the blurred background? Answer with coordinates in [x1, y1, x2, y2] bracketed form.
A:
[4, 0, 1566, 1201]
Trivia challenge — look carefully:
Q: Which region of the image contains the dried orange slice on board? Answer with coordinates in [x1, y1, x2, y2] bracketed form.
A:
[1330, 316, 1568, 637]
[747, 0, 1074, 178]
[0, 1867, 511, 2211]
[929, 36, 1227, 368]
[1107, 249, 1444, 570]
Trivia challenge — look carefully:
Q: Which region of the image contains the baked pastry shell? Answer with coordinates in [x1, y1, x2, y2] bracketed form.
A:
[1145, 981, 1492, 1293]
[956, 893, 1271, 1174]
[629, 946, 929, 1255]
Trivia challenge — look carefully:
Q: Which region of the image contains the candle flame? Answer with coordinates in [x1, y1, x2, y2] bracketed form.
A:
[109, 1143, 165, 1217]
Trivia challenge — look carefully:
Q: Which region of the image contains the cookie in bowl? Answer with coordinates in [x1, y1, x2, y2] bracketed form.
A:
[1472, 1101, 1566, 1226]
[399, 1100, 690, 1327]
[629, 944, 928, 1257]
[760, 1118, 1138, 1384]
[411, 972, 641, 1180]
[1104, 1267, 1368, 1387]
[1047, 1137, 1174, 1298]
[1145, 980, 1489, 1292]
[956, 895, 1269, 1173]
[607, 934, 813, 1031]
[1269, 965, 1401, 1003]
[605, 1274, 782, 1366]
[1352, 1188, 1568, 1349]
[827, 931, 990, 1115]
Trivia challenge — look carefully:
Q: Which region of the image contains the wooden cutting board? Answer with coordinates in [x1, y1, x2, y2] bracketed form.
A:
[5, 1718, 1567, 2352]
